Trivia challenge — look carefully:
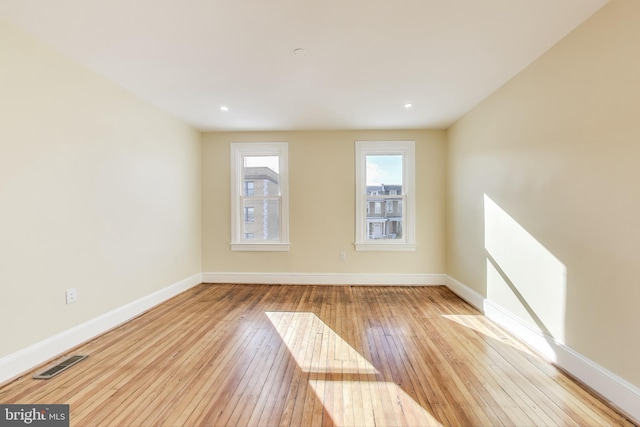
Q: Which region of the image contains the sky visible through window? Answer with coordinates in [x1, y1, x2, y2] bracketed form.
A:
[244, 155, 279, 173]
[366, 155, 402, 186]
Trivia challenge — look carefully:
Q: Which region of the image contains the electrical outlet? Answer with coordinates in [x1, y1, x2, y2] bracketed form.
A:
[65, 288, 78, 304]
[339, 251, 346, 261]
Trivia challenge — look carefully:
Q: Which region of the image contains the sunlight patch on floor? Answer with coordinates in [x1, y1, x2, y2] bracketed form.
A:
[310, 380, 441, 427]
[267, 311, 442, 427]
[266, 311, 377, 374]
[440, 314, 537, 357]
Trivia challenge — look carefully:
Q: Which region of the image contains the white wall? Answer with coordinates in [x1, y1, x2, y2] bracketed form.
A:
[0, 20, 202, 361]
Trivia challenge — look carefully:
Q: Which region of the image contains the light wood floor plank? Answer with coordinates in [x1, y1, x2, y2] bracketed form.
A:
[0, 284, 635, 427]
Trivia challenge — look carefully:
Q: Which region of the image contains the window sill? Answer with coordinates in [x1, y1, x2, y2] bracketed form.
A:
[354, 243, 416, 252]
[231, 242, 290, 252]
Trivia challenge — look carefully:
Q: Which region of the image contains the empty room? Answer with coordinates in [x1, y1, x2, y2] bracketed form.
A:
[1, 0, 639, 426]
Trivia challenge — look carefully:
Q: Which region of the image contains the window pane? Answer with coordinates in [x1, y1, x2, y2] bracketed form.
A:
[366, 196, 403, 240]
[366, 155, 403, 187]
[244, 181, 255, 196]
[243, 156, 280, 195]
[244, 206, 255, 223]
[364, 154, 404, 241]
[243, 199, 281, 241]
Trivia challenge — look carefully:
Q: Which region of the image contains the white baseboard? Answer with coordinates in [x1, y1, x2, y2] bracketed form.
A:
[444, 275, 485, 311]
[445, 275, 640, 423]
[482, 299, 557, 360]
[0, 273, 202, 386]
[202, 272, 446, 286]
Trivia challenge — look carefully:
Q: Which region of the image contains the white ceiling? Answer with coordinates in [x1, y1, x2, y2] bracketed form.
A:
[0, 0, 608, 131]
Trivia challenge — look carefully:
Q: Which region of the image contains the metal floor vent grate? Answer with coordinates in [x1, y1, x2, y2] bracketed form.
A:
[33, 355, 88, 380]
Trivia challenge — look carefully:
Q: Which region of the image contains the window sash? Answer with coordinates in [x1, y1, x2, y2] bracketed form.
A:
[241, 197, 282, 241]
[365, 195, 405, 241]
[230, 142, 289, 251]
[355, 141, 415, 251]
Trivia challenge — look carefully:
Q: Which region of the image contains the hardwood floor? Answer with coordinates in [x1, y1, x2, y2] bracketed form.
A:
[0, 284, 635, 426]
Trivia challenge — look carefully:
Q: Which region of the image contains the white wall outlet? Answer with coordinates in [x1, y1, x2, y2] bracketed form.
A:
[65, 288, 78, 304]
[339, 251, 346, 261]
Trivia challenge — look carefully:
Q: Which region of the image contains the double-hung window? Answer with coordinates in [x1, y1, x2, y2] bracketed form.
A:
[230, 142, 289, 251]
[355, 141, 415, 251]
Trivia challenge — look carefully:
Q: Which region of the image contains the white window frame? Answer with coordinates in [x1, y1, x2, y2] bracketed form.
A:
[230, 142, 290, 251]
[355, 140, 415, 251]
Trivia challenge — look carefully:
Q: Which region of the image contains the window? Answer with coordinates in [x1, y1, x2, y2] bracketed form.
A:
[230, 142, 289, 251]
[244, 207, 255, 223]
[244, 181, 255, 197]
[355, 141, 415, 251]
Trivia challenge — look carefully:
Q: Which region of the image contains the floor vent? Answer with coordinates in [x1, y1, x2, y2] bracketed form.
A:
[33, 355, 88, 380]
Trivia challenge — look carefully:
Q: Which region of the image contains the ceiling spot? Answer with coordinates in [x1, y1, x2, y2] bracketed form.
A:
[293, 48, 308, 57]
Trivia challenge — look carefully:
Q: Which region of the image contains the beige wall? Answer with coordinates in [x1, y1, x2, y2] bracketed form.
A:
[202, 130, 445, 275]
[446, 0, 640, 387]
[0, 21, 202, 357]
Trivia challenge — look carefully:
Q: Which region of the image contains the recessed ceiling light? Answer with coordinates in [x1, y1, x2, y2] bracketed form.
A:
[293, 48, 308, 57]
[220, 105, 229, 112]
[404, 103, 413, 109]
